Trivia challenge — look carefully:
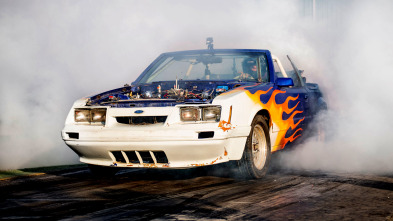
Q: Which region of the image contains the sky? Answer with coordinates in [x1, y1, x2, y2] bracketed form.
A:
[1, 0, 393, 173]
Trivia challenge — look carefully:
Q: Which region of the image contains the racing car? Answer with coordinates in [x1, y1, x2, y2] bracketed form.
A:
[62, 38, 326, 178]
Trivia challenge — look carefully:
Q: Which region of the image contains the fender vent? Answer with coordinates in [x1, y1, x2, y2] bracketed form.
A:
[116, 116, 167, 125]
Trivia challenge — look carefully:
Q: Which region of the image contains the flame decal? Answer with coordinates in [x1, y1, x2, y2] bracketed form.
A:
[245, 87, 305, 151]
[218, 105, 233, 132]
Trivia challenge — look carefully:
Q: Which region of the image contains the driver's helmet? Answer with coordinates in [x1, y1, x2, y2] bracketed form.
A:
[242, 57, 257, 78]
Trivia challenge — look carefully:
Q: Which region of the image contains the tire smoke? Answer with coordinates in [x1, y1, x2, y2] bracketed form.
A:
[278, 1, 393, 174]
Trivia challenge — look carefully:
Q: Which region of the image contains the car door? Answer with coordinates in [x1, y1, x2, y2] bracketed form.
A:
[285, 56, 313, 126]
[272, 57, 309, 132]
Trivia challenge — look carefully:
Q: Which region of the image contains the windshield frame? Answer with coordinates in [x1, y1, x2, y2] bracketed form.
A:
[132, 49, 275, 85]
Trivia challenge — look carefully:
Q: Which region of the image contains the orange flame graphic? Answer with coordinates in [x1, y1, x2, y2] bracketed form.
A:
[218, 105, 233, 132]
[245, 87, 304, 151]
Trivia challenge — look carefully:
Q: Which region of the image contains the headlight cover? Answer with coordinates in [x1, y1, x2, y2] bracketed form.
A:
[202, 106, 221, 122]
[91, 108, 106, 123]
[75, 109, 90, 122]
[74, 108, 106, 124]
[180, 106, 221, 122]
[180, 107, 200, 121]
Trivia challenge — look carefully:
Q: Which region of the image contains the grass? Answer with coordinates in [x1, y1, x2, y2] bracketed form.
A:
[0, 164, 86, 180]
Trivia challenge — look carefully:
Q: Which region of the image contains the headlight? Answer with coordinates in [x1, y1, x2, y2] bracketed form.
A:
[202, 106, 221, 122]
[75, 109, 90, 122]
[74, 108, 106, 124]
[180, 107, 200, 121]
[180, 106, 221, 122]
[91, 109, 106, 123]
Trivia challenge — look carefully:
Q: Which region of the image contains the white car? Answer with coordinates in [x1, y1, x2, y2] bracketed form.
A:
[62, 42, 326, 178]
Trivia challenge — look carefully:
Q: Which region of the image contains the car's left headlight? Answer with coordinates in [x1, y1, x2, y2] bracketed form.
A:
[180, 106, 221, 122]
[202, 106, 221, 122]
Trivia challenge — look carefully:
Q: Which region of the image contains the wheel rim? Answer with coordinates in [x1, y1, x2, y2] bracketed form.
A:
[252, 124, 267, 170]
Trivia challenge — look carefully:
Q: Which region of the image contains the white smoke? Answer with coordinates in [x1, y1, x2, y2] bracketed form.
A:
[1, 0, 392, 172]
[278, 0, 393, 174]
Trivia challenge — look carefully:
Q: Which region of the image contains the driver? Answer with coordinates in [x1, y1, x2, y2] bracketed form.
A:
[238, 57, 258, 80]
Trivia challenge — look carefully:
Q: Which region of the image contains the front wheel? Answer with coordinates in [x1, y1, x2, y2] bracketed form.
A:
[236, 115, 271, 179]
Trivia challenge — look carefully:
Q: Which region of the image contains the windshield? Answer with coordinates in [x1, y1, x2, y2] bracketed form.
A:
[138, 53, 269, 83]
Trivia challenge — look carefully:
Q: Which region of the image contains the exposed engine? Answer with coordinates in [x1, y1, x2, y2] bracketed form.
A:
[86, 80, 246, 108]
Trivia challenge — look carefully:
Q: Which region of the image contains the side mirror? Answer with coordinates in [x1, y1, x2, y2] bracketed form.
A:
[276, 78, 294, 87]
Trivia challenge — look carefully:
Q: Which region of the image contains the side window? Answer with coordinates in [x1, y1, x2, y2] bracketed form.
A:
[259, 56, 269, 82]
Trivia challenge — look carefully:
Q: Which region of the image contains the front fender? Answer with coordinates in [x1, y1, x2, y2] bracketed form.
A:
[213, 90, 265, 129]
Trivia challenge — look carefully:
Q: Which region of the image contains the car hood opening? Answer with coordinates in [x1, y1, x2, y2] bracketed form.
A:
[86, 80, 259, 108]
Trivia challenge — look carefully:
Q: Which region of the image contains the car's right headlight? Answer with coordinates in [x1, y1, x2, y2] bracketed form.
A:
[74, 108, 106, 124]
[75, 109, 90, 122]
[91, 108, 106, 123]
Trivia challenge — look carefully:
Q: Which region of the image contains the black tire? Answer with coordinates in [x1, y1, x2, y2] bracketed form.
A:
[236, 115, 271, 179]
[88, 164, 119, 177]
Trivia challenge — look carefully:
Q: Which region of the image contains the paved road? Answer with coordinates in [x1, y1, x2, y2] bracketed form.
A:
[1, 165, 393, 220]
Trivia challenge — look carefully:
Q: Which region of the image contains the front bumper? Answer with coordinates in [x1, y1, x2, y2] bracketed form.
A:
[62, 123, 250, 168]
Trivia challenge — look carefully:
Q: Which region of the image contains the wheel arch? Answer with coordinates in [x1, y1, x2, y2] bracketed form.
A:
[254, 109, 271, 128]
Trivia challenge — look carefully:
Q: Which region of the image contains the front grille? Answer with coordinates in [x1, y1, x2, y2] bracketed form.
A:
[110, 151, 169, 165]
[116, 116, 167, 125]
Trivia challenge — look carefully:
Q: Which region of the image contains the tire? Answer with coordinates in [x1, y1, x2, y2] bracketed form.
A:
[236, 115, 271, 179]
[88, 164, 119, 177]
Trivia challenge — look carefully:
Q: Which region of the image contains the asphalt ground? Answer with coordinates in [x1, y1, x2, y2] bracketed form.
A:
[1, 164, 393, 220]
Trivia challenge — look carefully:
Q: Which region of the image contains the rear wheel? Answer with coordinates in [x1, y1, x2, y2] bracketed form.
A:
[88, 164, 119, 177]
[237, 115, 271, 179]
